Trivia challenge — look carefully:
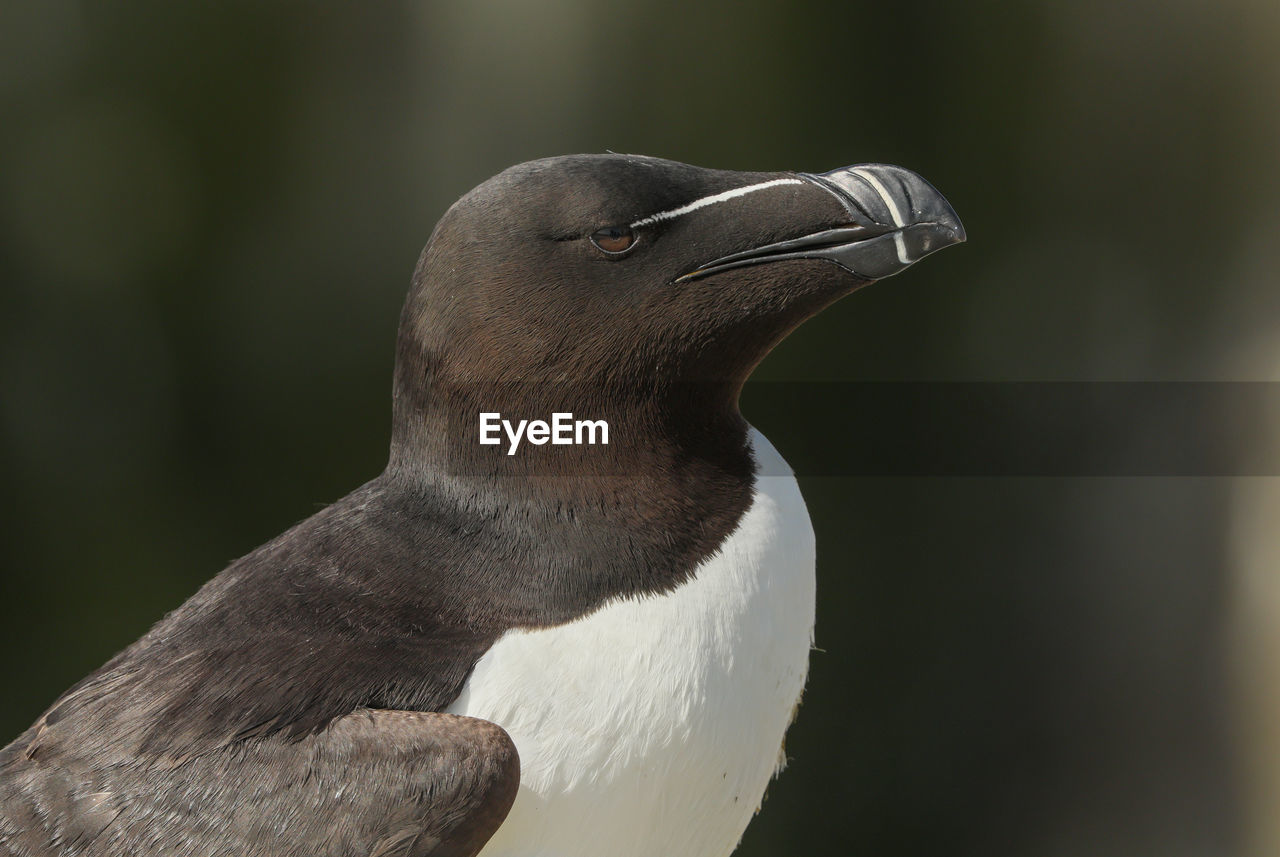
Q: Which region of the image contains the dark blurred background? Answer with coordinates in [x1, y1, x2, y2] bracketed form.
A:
[3, 2, 1280, 855]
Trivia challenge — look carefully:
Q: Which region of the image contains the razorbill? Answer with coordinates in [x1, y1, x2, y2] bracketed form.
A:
[0, 154, 964, 857]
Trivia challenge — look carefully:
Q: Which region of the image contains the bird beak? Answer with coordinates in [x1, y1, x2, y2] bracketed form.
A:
[677, 164, 965, 282]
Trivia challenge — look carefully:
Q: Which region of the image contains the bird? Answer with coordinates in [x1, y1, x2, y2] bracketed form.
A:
[0, 153, 963, 857]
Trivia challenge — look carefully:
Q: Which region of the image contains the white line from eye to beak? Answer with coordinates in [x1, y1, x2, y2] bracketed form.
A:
[629, 178, 805, 229]
[850, 168, 911, 265]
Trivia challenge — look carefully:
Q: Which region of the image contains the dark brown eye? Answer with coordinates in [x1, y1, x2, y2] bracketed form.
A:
[589, 225, 636, 255]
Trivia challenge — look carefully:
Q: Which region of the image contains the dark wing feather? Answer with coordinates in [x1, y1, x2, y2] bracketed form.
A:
[0, 710, 518, 857]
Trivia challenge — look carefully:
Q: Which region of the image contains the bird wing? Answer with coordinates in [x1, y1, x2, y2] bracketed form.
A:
[0, 709, 518, 857]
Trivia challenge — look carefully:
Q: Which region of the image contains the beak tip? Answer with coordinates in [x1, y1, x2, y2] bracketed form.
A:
[940, 220, 967, 248]
[937, 198, 966, 246]
[815, 162, 966, 272]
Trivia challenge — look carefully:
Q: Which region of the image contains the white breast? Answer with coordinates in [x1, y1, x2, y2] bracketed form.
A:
[446, 428, 817, 857]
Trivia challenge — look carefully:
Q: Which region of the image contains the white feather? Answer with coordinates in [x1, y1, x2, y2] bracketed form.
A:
[447, 428, 817, 857]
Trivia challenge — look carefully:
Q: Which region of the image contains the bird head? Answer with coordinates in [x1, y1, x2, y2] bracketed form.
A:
[390, 154, 963, 473]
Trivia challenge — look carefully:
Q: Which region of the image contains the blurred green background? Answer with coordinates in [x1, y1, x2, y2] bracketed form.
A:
[3, 2, 1280, 855]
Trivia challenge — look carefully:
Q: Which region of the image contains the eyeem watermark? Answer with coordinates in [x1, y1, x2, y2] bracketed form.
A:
[479, 413, 610, 456]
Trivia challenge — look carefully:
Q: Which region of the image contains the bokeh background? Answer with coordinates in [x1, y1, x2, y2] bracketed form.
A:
[3, 2, 1280, 855]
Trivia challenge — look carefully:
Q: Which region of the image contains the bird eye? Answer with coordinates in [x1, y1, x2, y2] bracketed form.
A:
[589, 226, 636, 255]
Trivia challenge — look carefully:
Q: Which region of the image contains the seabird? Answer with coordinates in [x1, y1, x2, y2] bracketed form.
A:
[0, 154, 964, 857]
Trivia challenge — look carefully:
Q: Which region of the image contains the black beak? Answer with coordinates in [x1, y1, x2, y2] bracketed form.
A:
[678, 164, 965, 282]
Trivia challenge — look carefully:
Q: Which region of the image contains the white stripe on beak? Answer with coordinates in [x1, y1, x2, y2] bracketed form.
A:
[629, 178, 805, 229]
[850, 168, 911, 265]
